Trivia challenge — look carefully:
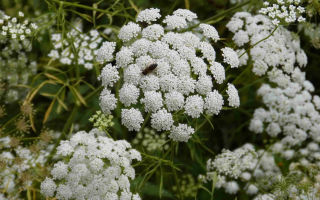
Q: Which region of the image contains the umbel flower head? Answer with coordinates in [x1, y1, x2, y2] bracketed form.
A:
[0, 136, 50, 199]
[48, 19, 104, 70]
[226, 12, 307, 76]
[249, 67, 320, 148]
[97, 8, 240, 141]
[259, 0, 306, 25]
[0, 10, 38, 102]
[40, 129, 141, 200]
[200, 144, 281, 197]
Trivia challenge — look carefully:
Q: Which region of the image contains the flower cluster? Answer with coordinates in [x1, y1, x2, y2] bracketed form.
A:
[249, 68, 320, 147]
[0, 10, 37, 102]
[97, 8, 240, 141]
[132, 127, 169, 152]
[259, 0, 305, 25]
[227, 12, 307, 76]
[0, 10, 37, 40]
[200, 144, 281, 196]
[48, 20, 103, 70]
[89, 111, 114, 131]
[252, 161, 320, 200]
[0, 136, 51, 199]
[40, 129, 141, 200]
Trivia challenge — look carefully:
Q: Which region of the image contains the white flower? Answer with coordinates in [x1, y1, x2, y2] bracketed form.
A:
[210, 62, 226, 84]
[142, 24, 164, 40]
[41, 129, 141, 199]
[173, 9, 197, 21]
[119, 84, 140, 107]
[116, 47, 134, 68]
[97, 8, 240, 136]
[225, 181, 239, 194]
[246, 184, 259, 195]
[204, 90, 224, 115]
[99, 64, 119, 87]
[259, 0, 305, 25]
[226, 83, 240, 108]
[199, 24, 220, 42]
[196, 75, 213, 95]
[222, 47, 239, 68]
[169, 124, 194, 142]
[164, 91, 184, 112]
[121, 108, 144, 131]
[163, 15, 187, 30]
[136, 8, 161, 24]
[227, 12, 306, 75]
[151, 109, 173, 131]
[40, 178, 56, 197]
[99, 89, 117, 114]
[184, 95, 204, 118]
[118, 22, 141, 42]
[96, 42, 116, 63]
[48, 20, 104, 70]
[141, 91, 163, 112]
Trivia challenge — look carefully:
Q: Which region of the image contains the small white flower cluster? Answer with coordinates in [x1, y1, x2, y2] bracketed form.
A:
[132, 127, 169, 152]
[200, 144, 281, 196]
[249, 68, 320, 147]
[0, 10, 37, 102]
[227, 12, 307, 76]
[48, 20, 103, 70]
[40, 129, 141, 200]
[0, 10, 37, 40]
[271, 135, 320, 164]
[252, 160, 320, 200]
[259, 0, 306, 25]
[97, 8, 240, 142]
[0, 136, 50, 199]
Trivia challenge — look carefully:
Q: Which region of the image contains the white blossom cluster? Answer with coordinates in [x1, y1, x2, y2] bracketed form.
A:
[48, 20, 103, 70]
[97, 8, 240, 141]
[0, 136, 50, 199]
[249, 68, 320, 147]
[259, 0, 306, 25]
[40, 129, 141, 200]
[0, 10, 37, 102]
[200, 144, 281, 196]
[226, 12, 307, 76]
[0, 10, 37, 40]
[132, 127, 169, 152]
[251, 160, 320, 200]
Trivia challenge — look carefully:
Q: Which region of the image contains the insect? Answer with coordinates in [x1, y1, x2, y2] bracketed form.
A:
[142, 63, 157, 75]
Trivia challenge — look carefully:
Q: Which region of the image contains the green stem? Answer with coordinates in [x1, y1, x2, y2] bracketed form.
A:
[204, 0, 251, 24]
[171, 142, 183, 200]
[51, 0, 135, 20]
[239, 26, 279, 58]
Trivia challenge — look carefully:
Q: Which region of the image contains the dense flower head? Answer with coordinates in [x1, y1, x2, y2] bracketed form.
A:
[249, 68, 320, 147]
[48, 20, 105, 70]
[200, 144, 281, 197]
[97, 8, 241, 142]
[227, 12, 307, 76]
[0, 10, 37, 102]
[0, 136, 51, 199]
[259, 0, 306, 25]
[41, 129, 141, 200]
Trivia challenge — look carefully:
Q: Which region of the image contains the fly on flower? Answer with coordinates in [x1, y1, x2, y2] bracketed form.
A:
[142, 63, 158, 75]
